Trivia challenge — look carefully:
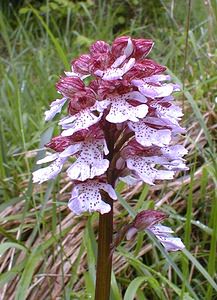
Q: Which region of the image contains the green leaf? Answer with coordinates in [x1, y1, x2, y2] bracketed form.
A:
[29, 6, 69, 69]
[0, 242, 27, 256]
[19, 7, 31, 14]
[183, 248, 217, 292]
[15, 249, 42, 300]
[124, 277, 147, 300]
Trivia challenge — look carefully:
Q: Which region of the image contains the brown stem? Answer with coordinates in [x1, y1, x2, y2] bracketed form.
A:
[94, 125, 134, 300]
[94, 200, 113, 300]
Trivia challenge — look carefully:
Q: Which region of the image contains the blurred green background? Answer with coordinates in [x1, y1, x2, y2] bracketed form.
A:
[0, 1, 216, 299]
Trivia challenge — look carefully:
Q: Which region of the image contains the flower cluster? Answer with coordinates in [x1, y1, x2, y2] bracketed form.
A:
[33, 36, 187, 251]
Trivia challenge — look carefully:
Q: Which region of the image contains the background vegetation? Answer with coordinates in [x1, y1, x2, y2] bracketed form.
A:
[0, 0, 216, 299]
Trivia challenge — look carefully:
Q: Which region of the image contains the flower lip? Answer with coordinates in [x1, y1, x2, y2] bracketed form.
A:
[66, 139, 109, 181]
[147, 224, 185, 251]
[68, 179, 117, 215]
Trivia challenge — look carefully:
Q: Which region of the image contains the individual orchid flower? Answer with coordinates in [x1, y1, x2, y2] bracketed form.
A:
[59, 107, 103, 136]
[120, 140, 188, 185]
[33, 125, 109, 184]
[66, 139, 109, 181]
[68, 179, 117, 215]
[111, 36, 154, 61]
[98, 91, 148, 123]
[128, 121, 172, 147]
[126, 210, 185, 252]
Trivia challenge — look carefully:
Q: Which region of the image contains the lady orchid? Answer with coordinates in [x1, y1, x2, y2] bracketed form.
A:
[33, 36, 187, 299]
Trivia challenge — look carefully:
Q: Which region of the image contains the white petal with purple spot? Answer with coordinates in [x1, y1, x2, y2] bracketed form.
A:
[128, 121, 171, 147]
[68, 181, 117, 215]
[106, 99, 148, 123]
[126, 156, 174, 185]
[151, 102, 183, 123]
[66, 141, 109, 181]
[162, 145, 188, 160]
[147, 224, 185, 251]
[132, 80, 174, 98]
[60, 109, 102, 136]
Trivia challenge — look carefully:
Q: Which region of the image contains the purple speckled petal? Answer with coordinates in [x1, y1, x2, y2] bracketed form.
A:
[126, 156, 174, 185]
[106, 99, 148, 123]
[68, 181, 116, 215]
[147, 224, 185, 251]
[132, 80, 174, 98]
[66, 141, 109, 181]
[128, 121, 171, 147]
[162, 145, 188, 160]
[151, 102, 183, 123]
[60, 109, 102, 136]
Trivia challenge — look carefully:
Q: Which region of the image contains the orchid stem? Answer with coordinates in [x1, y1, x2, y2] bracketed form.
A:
[95, 201, 113, 300]
[94, 125, 131, 299]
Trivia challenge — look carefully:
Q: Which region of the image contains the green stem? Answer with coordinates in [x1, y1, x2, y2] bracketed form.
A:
[94, 201, 113, 300]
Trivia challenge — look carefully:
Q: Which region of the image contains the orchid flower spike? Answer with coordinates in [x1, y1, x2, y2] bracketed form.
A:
[33, 36, 187, 238]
